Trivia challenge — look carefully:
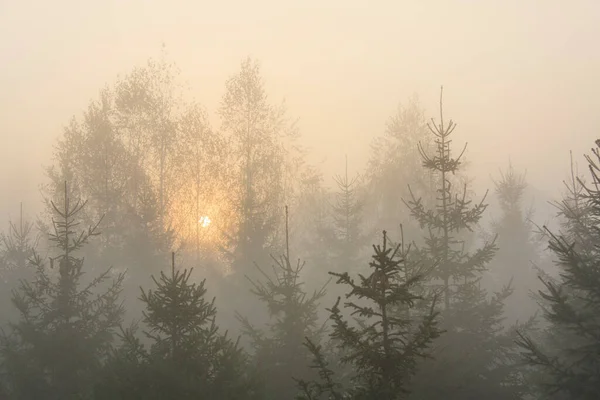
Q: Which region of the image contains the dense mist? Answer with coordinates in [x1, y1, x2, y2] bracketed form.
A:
[0, 1, 599, 399]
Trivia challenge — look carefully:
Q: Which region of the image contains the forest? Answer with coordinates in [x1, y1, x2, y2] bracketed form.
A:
[0, 50, 599, 400]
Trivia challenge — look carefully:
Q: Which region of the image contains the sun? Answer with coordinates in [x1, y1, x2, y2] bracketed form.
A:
[167, 181, 237, 261]
[198, 216, 211, 228]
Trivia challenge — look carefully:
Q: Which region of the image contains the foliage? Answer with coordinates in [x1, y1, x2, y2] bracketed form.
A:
[486, 163, 543, 324]
[365, 95, 435, 240]
[238, 206, 327, 400]
[0, 183, 124, 400]
[0, 204, 38, 289]
[329, 156, 371, 275]
[403, 88, 528, 399]
[96, 253, 258, 400]
[172, 103, 226, 262]
[295, 166, 336, 281]
[298, 230, 442, 400]
[516, 141, 600, 400]
[218, 57, 303, 279]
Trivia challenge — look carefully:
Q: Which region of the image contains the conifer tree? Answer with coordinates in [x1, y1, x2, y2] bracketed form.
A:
[403, 88, 527, 399]
[0, 182, 125, 400]
[97, 252, 258, 400]
[551, 151, 595, 255]
[0, 203, 38, 283]
[487, 163, 542, 324]
[516, 141, 600, 399]
[297, 230, 442, 400]
[296, 167, 336, 280]
[238, 206, 328, 400]
[329, 156, 370, 275]
[0, 203, 39, 321]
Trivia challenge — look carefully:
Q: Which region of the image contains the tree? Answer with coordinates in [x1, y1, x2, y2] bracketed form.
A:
[238, 206, 328, 400]
[486, 163, 542, 325]
[297, 230, 442, 400]
[0, 204, 39, 321]
[171, 102, 226, 265]
[295, 166, 336, 286]
[77, 88, 131, 235]
[403, 87, 528, 399]
[0, 182, 125, 400]
[96, 252, 258, 400]
[44, 55, 181, 322]
[0, 204, 38, 281]
[366, 95, 435, 240]
[516, 141, 600, 399]
[329, 156, 371, 275]
[114, 47, 183, 232]
[218, 57, 301, 279]
[43, 118, 86, 222]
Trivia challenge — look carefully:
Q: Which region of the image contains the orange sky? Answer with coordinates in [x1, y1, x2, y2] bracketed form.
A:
[1, 0, 599, 221]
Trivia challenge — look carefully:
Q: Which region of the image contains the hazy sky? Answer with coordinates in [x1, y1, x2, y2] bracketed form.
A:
[1, 0, 599, 222]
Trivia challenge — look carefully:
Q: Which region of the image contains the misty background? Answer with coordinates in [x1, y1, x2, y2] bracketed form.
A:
[1, 0, 599, 224]
[1, 1, 600, 399]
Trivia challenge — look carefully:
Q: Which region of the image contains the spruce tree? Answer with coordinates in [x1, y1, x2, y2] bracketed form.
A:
[0, 204, 37, 275]
[0, 182, 125, 400]
[297, 230, 442, 400]
[330, 156, 370, 275]
[0, 203, 39, 322]
[238, 206, 327, 400]
[487, 163, 542, 325]
[516, 141, 600, 399]
[97, 252, 257, 400]
[403, 87, 527, 399]
[551, 151, 595, 255]
[0, 204, 38, 285]
[296, 167, 336, 281]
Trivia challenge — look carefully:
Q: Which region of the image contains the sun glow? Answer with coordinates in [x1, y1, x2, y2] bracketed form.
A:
[167, 183, 236, 260]
[199, 216, 211, 228]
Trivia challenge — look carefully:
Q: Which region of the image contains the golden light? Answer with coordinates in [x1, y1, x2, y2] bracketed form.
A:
[199, 216, 211, 228]
[167, 176, 237, 274]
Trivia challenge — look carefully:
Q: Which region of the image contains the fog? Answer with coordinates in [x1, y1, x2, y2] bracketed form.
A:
[1, 1, 600, 399]
[2, 0, 599, 217]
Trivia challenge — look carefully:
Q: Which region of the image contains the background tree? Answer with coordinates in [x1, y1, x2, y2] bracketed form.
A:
[291, 167, 340, 339]
[298, 230, 442, 400]
[0, 204, 38, 282]
[42, 54, 184, 323]
[0, 204, 39, 322]
[365, 95, 435, 240]
[294, 166, 335, 280]
[218, 57, 301, 280]
[329, 156, 371, 276]
[0, 183, 124, 400]
[238, 206, 327, 400]
[114, 47, 183, 232]
[403, 88, 528, 399]
[77, 88, 130, 247]
[171, 102, 226, 270]
[96, 252, 258, 400]
[485, 163, 542, 325]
